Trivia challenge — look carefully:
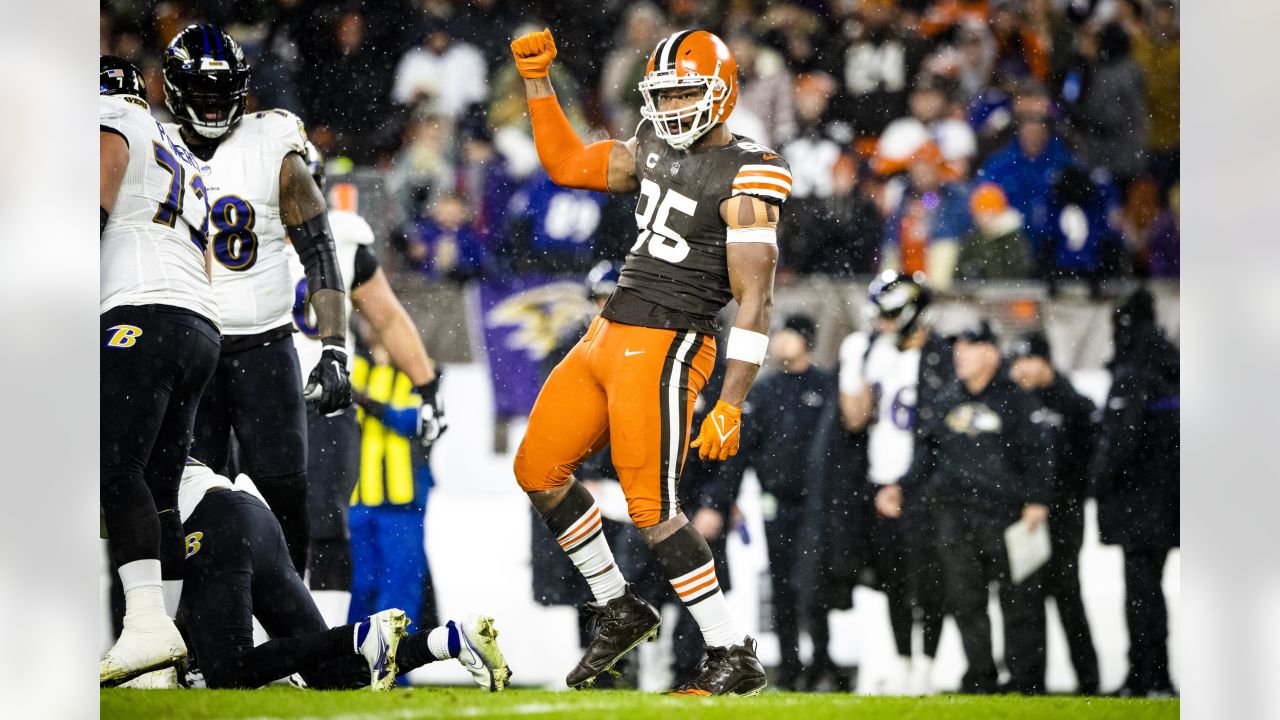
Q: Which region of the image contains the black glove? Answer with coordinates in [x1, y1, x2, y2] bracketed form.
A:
[304, 340, 352, 415]
[415, 370, 447, 448]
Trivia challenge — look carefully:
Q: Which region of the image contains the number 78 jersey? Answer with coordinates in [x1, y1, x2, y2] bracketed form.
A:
[600, 121, 792, 335]
[165, 109, 308, 335]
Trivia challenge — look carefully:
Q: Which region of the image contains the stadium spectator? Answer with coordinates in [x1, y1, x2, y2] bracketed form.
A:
[1148, 185, 1179, 279]
[1090, 288, 1179, 698]
[956, 182, 1032, 282]
[832, 0, 931, 140]
[722, 315, 836, 690]
[599, 3, 667, 137]
[405, 193, 489, 282]
[977, 80, 1075, 260]
[1130, 0, 1180, 194]
[895, 320, 1053, 695]
[780, 72, 877, 277]
[923, 20, 996, 103]
[1009, 332, 1101, 695]
[880, 141, 971, 290]
[876, 73, 977, 179]
[1115, 176, 1176, 279]
[453, 118, 518, 247]
[726, 32, 798, 149]
[452, 0, 520, 72]
[988, 0, 1050, 82]
[1060, 22, 1148, 188]
[1045, 166, 1126, 290]
[502, 170, 609, 276]
[389, 112, 457, 224]
[392, 20, 489, 120]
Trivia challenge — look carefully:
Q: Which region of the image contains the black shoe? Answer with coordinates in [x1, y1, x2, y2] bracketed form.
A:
[670, 636, 767, 696]
[565, 585, 660, 689]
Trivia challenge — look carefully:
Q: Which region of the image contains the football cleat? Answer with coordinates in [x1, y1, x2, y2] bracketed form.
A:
[119, 666, 180, 689]
[99, 613, 188, 688]
[454, 615, 511, 692]
[670, 636, 767, 697]
[356, 608, 410, 691]
[566, 585, 661, 689]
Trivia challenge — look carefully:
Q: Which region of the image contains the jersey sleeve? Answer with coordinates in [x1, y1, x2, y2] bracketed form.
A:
[99, 96, 133, 146]
[730, 150, 792, 205]
[351, 244, 380, 291]
[256, 108, 309, 157]
[837, 332, 870, 395]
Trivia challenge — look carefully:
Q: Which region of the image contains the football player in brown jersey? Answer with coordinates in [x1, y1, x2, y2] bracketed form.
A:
[511, 28, 791, 696]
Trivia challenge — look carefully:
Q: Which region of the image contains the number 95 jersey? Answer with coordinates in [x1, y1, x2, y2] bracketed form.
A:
[165, 109, 308, 335]
[600, 121, 792, 335]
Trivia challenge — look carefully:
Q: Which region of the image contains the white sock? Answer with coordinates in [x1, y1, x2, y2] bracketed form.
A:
[556, 502, 626, 603]
[118, 559, 166, 620]
[162, 580, 183, 619]
[427, 623, 459, 661]
[669, 561, 743, 649]
[311, 590, 352, 628]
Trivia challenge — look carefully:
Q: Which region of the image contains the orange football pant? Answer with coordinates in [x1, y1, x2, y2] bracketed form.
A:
[514, 317, 717, 528]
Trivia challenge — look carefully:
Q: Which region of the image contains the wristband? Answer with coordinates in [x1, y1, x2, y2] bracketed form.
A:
[725, 327, 769, 366]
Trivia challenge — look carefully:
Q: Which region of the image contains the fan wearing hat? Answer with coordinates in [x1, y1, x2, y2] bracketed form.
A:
[955, 182, 1032, 282]
[886, 317, 1055, 694]
[1008, 331, 1101, 694]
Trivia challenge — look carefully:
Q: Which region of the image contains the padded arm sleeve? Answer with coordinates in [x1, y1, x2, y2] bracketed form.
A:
[286, 214, 344, 294]
[527, 95, 614, 192]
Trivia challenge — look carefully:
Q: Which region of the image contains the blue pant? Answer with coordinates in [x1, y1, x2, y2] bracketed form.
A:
[346, 499, 436, 630]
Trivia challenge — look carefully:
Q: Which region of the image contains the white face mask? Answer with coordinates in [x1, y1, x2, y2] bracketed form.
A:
[639, 64, 730, 150]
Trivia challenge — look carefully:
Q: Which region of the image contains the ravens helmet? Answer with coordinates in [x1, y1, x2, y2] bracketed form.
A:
[100, 55, 147, 102]
[163, 24, 251, 139]
[867, 270, 932, 342]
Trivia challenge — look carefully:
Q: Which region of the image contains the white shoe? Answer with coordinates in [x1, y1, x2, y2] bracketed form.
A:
[907, 656, 934, 696]
[100, 613, 187, 687]
[876, 655, 911, 695]
[455, 614, 511, 692]
[356, 608, 410, 690]
[120, 666, 180, 689]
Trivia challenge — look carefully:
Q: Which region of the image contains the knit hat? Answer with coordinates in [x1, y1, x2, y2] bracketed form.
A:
[1011, 330, 1051, 362]
[970, 182, 1009, 216]
[782, 313, 817, 350]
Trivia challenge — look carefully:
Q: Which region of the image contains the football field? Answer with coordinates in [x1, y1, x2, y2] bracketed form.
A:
[101, 688, 1179, 720]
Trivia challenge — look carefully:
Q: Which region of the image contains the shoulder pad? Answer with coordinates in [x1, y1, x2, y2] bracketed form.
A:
[729, 142, 792, 204]
[99, 95, 134, 124]
[248, 108, 309, 156]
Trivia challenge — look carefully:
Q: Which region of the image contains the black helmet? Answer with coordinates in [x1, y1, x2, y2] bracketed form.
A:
[304, 141, 325, 191]
[163, 24, 250, 139]
[585, 261, 620, 301]
[100, 55, 147, 101]
[867, 270, 932, 340]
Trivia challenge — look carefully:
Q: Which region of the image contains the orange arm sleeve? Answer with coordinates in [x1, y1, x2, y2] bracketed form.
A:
[527, 95, 614, 192]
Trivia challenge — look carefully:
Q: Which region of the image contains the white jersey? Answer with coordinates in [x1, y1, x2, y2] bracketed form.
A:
[100, 95, 219, 325]
[165, 109, 309, 335]
[839, 332, 921, 485]
[288, 209, 374, 376]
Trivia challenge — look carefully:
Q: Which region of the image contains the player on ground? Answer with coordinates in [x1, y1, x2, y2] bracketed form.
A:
[511, 28, 789, 696]
[175, 461, 509, 691]
[99, 55, 220, 686]
[288, 143, 446, 626]
[162, 24, 351, 574]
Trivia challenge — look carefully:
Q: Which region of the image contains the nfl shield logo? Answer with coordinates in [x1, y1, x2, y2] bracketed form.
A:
[670, 161, 680, 175]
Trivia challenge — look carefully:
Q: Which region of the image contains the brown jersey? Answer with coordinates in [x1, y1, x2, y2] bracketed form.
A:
[600, 121, 793, 335]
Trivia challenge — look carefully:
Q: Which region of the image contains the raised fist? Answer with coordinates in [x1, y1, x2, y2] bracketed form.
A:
[511, 28, 557, 79]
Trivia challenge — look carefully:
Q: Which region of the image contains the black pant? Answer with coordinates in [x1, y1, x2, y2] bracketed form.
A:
[306, 406, 361, 590]
[191, 331, 309, 572]
[101, 305, 219, 578]
[764, 499, 810, 680]
[1122, 547, 1174, 693]
[870, 495, 945, 658]
[935, 502, 1046, 694]
[1045, 503, 1099, 692]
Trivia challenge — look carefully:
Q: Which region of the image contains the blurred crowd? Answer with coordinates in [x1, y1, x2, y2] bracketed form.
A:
[101, 0, 1179, 289]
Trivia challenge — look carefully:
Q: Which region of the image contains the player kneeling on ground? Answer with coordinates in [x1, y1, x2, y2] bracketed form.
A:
[132, 461, 510, 691]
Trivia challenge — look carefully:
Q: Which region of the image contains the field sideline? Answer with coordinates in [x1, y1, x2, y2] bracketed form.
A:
[101, 687, 1179, 719]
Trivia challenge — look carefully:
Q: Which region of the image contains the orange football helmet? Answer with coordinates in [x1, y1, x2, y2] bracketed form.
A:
[638, 30, 738, 150]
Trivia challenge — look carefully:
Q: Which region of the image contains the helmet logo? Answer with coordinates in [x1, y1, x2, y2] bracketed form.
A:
[200, 58, 231, 71]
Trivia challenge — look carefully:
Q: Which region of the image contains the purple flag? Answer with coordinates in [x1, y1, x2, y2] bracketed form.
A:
[472, 275, 594, 418]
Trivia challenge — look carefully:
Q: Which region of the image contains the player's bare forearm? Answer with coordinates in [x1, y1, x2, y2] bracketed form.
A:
[353, 268, 436, 385]
[279, 152, 326, 225]
[523, 76, 555, 100]
[718, 197, 780, 407]
[719, 292, 771, 406]
[840, 389, 875, 432]
[309, 288, 346, 341]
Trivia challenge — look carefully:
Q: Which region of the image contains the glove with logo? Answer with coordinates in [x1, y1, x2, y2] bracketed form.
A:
[414, 370, 448, 449]
[510, 28, 557, 78]
[304, 340, 352, 416]
[690, 400, 742, 461]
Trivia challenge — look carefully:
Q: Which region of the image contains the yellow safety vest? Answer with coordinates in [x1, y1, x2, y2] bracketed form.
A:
[350, 355, 420, 507]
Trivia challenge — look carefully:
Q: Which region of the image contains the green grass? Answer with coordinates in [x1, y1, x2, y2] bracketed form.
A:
[102, 687, 1179, 720]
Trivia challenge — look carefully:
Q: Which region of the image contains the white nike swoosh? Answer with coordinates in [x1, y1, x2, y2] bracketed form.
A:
[623, 349, 645, 357]
[714, 415, 738, 444]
